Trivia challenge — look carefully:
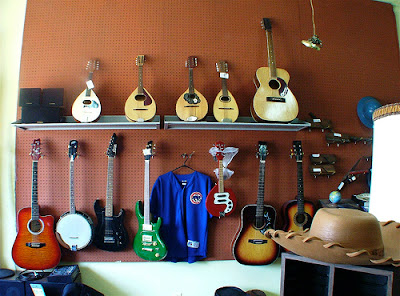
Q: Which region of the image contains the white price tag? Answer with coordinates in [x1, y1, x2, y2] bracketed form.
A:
[313, 168, 322, 172]
[312, 154, 320, 157]
[312, 118, 321, 123]
[86, 80, 95, 89]
[30, 284, 46, 296]
[333, 133, 342, 137]
[220, 73, 229, 79]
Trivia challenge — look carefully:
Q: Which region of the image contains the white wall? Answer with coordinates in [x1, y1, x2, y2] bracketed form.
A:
[0, 1, 281, 295]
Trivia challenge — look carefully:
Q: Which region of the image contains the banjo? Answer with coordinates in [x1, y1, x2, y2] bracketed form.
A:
[56, 140, 94, 251]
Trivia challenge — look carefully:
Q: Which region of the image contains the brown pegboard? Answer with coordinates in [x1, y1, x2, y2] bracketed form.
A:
[15, 0, 400, 262]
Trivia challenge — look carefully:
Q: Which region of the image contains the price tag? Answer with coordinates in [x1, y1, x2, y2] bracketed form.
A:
[333, 133, 342, 137]
[220, 73, 229, 79]
[30, 284, 46, 296]
[312, 154, 320, 157]
[312, 118, 321, 123]
[86, 80, 95, 89]
[313, 168, 322, 172]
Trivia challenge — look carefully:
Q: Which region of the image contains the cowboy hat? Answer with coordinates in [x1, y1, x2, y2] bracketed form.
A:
[266, 208, 400, 266]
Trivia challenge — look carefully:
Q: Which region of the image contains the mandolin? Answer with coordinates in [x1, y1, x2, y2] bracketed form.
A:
[124, 55, 157, 122]
[213, 61, 239, 123]
[282, 141, 316, 233]
[93, 134, 129, 251]
[12, 139, 61, 270]
[133, 141, 167, 261]
[176, 56, 208, 121]
[232, 142, 279, 265]
[72, 59, 101, 123]
[206, 141, 237, 218]
[251, 18, 298, 122]
[56, 140, 94, 251]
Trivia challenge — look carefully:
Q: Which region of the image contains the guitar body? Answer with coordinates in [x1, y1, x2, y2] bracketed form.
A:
[72, 89, 102, 123]
[56, 211, 94, 251]
[213, 89, 239, 122]
[205, 185, 236, 217]
[12, 207, 61, 270]
[282, 199, 316, 232]
[133, 201, 167, 261]
[125, 87, 156, 122]
[251, 67, 298, 122]
[232, 204, 279, 265]
[176, 88, 208, 121]
[93, 199, 128, 252]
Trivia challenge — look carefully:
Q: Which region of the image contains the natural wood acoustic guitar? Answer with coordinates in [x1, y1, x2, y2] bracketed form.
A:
[251, 18, 298, 122]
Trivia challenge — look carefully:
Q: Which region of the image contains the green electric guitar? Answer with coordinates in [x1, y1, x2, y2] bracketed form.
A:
[133, 141, 167, 261]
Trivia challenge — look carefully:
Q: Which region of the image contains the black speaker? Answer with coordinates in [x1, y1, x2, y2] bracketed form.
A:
[21, 106, 62, 123]
[19, 88, 41, 107]
[42, 88, 64, 107]
[0, 276, 25, 296]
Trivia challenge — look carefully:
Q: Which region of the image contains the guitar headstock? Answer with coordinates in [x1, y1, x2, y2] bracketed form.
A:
[143, 141, 155, 161]
[185, 56, 198, 69]
[214, 141, 225, 161]
[256, 141, 268, 161]
[30, 139, 42, 161]
[136, 55, 145, 66]
[68, 140, 78, 161]
[86, 59, 100, 73]
[106, 133, 118, 157]
[261, 18, 272, 31]
[290, 141, 303, 162]
[216, 61, 228, 74]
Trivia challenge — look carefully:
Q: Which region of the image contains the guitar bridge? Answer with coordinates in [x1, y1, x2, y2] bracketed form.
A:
[266, 97, 286, 103]
[104, 237, 115, 244]
[248, 239, 269, 245]
[26, 242, 46, 248]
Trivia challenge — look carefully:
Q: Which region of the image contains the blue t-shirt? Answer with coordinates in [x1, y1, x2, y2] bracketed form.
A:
[150, 171, 212, 263]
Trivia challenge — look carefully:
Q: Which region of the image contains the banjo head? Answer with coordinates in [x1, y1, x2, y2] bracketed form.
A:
[56, 212, 93, 251]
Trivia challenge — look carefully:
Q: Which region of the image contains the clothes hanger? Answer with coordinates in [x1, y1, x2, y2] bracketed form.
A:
[172, 152, 195, 172]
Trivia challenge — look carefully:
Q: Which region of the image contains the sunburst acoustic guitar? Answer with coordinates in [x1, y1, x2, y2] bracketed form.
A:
[124, 55, 157, 122]
[176, 56, 208, 121]
[213, 61, 239, 123]
[12, 139, 61, 270]
[251, 18, 298, 122]
[232, 142, 279, 265]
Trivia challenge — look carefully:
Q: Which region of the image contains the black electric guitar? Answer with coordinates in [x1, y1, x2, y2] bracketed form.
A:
[232, 142, 279, 265]
[93, 133, 128, 251]
[282, 141, 316, 232]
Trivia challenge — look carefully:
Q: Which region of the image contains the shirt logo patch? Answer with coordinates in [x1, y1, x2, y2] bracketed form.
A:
[190, 192, 202, 205]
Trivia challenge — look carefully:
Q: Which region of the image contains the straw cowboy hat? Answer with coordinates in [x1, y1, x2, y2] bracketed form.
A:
[266, 208, 400, 266]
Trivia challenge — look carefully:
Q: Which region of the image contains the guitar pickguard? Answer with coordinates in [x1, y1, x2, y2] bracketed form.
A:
[213, 192, 234, 214]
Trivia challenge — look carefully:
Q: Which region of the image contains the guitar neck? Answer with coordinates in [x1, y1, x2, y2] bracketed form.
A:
[221, 78, 228, 97]
[138, 65, 144, 94]
[296, 161, 305, 214]
[105, 156, 114, 217]
[31, 160, 39, 220]
[188, 68, 195, 94]
[266, 30, 277, 79]
[85, 72, 94, 96]
[255, 159, 266, 228]
[218, 160, 224, 193]
[69, 160, 76, 214]
[143, 159, 150, 225]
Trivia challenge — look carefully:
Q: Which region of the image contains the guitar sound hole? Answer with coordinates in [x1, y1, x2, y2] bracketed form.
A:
[135, 94, 146, 101]
[28, 219, 43, 234]
[268, 79, 280, 90]
[294, 213, 307, 226]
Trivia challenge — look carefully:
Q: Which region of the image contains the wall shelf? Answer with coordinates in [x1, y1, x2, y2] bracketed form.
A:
[163, 116, 311, 131]
[12, 115, 161, 130]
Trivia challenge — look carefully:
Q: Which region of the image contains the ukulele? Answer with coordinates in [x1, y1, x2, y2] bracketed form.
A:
[206, 141, 237, 217]
[282, 141, 316, 232]
[213, 61, 239, 123]
[176, 56, 208, 121]
[12, 139, 61, 270]
[133, 141, 167, 261]
[124, 55, 157, 122]
[251, 18, 298, 122]
[232, 142, 278, 265]
[72, 59, 101, 123]
[56, 140, 94, 251]
[93, 134, 128, 251]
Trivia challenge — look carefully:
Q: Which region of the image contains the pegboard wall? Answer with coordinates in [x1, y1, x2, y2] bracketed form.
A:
[15, 0, 400, 262]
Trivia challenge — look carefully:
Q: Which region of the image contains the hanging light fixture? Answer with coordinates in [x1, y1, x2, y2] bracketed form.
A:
[302, 0, 322, 50]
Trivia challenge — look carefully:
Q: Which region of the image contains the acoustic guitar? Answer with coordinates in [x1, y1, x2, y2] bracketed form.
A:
[12, 139, 61, 270]
[213, 61, 239, 123]
[124, 55, 157, 122]
[56, 140, 94, 251]
[176, 56, 208, 121]
[206, 141, 237, 218]
[232, 142, 279, 265]
[251, 18, 298, 122]
[72, 59, 101, 123]
[133, 141, 167, 261]
[282, 141, 316, 233]
[93, 134, 129, 251]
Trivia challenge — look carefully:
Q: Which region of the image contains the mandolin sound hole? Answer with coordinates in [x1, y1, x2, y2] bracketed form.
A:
[83, 100, 92, 105]
[220, 96, 231, 102]
[268, 79, 280, 90]
[135, 94, 146, 101]
[28, 219, 44, 235]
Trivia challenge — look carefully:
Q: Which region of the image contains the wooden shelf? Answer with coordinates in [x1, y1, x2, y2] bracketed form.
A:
[163, 116, 311, 131]
[12, 115, 161, 130]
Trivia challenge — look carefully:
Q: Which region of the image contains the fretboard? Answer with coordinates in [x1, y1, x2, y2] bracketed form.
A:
[188, 68, 195, 94]
[105, 156, 114, 217]
[138, 65, 144, 94]
[221, 78, 228, 97]
[85, 72, 94, 97]
[31, 161, 39, 220]
[69, 160, 76, 214]
[266, 30, 277, 79]
[296, 161, 305, 214]
[143, 159, 150, 225]
[218, 160, 224, 193]
[255, 159, 266, 228]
